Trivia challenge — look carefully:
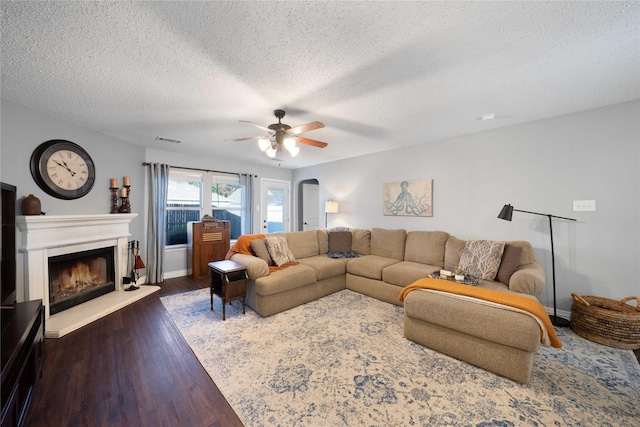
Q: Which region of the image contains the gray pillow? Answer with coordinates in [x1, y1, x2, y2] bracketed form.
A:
[329, 231, 352, 253]
[496, 244, 523, 284]
[250, 238, 274, 266]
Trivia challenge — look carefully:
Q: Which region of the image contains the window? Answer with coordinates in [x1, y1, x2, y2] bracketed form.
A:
[166, 169, 243, 246]
[166, 171, 202, 246]
[210, 175, 242, 240]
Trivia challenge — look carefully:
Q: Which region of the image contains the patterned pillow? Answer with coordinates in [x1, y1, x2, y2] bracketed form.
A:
[265, 235, 296, 266]
[458, 240, 505, 280]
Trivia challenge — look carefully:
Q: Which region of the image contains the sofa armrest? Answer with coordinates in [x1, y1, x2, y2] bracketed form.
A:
[509, 261, 545, 296]
[229, 253, 269, 280]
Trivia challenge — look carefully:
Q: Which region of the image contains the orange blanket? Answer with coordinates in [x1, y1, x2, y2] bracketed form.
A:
[399, 278, 562, 348]
[225, 234, 265, 259]
[225, 234, 298, 272]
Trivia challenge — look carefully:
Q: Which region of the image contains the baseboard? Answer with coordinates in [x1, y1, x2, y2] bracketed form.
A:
[164, 269, 188, 279]
[545, 307, 571, 323]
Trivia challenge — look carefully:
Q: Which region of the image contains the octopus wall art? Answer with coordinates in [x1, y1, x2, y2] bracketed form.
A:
[383, 179, 433, 217]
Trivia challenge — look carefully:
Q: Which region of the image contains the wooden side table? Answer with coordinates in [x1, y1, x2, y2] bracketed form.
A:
[208, 260, 247, 320]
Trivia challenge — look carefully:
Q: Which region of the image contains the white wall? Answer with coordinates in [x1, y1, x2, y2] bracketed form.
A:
[1, 99, 147, 299]
[293, 100, 640, 317]
[4, 98, 639, 315]
[1, 99, 292, 290]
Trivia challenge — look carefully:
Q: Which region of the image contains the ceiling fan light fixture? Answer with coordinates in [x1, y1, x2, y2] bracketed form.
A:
[258, 138, 270, 151]
[265, 146, 277, 158]
[230, 110, 328, 159]
[287, 145, 300, 157]
[283, 137, 296, 150]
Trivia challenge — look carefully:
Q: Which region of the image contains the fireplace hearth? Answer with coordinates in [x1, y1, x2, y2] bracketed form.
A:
[48, 246, 115, 315]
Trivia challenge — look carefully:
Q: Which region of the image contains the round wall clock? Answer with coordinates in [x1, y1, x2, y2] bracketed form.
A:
[30, 140, 96, 200]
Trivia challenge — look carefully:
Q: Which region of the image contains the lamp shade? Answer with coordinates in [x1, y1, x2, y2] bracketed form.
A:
[325, 201, 339, 213]
[498, 204, 514, 221]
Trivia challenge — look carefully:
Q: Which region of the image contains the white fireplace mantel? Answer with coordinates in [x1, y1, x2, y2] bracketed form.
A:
[16, 213, 159, 338]
[17, 213, 138, 251]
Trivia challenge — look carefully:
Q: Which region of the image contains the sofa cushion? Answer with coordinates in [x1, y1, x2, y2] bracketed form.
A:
[404, 231, 449, 266]
[382, 261, 440, 287]
[265, 235, 296, 266]
[444, 237, 467, 271]
[317, 229, 329, 254]
[254, 264, 317, 296]
[297, 255, 347, 281]
[347, 255, 400, 280]
[458, 240, 505, 280]
[286, 230, 319, 259]
[250, 238, 274, 266]
[370, 228, 406, 260]
[351, 229, 371, 255]
[497, 244, 523, 284]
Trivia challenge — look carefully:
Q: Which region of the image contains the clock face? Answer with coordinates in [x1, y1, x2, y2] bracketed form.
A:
[30, 140, 96, 199]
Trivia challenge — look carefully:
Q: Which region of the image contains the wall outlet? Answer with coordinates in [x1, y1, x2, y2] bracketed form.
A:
[573, 200, 596, 212]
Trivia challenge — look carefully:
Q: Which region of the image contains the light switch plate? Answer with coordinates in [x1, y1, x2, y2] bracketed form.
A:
[573, 200, 596, 212]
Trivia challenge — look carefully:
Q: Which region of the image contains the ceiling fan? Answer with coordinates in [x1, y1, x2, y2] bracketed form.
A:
[227, 109, 328, 158]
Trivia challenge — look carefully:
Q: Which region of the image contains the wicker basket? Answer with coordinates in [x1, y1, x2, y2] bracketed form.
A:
[570, 293, 640, 350]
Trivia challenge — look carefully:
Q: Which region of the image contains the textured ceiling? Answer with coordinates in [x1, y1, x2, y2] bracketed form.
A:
[2, 1, 639, 169]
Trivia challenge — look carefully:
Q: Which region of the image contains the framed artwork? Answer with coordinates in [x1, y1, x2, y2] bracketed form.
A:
[383, 179, 432, 217]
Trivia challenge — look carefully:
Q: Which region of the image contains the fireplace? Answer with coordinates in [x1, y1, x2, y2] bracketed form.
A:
[48, 246, 116, 315]
[16, 214, 161, 338]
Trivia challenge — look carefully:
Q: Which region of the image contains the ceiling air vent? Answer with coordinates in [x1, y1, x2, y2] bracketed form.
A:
[155, 136, 181, 144]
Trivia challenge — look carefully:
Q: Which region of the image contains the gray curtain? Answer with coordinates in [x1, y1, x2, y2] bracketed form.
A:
[240, 173, 254, 235]
[146, 163, 170, 284]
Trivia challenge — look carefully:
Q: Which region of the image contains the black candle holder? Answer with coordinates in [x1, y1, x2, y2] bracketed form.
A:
[118, 185, 131, 213]
[109, 187, 119, 214]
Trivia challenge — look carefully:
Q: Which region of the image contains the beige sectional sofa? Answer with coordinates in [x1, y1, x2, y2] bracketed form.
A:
[229, 227, 547, 383]
[231, 228, 544, 316]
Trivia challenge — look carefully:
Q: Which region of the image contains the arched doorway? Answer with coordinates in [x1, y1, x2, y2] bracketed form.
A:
[297, 179, 319, 231]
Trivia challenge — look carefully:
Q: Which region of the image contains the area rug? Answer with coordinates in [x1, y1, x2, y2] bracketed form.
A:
[161, 289, 640, 426]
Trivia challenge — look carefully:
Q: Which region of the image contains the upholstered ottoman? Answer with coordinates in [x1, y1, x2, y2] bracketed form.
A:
[403, 289, 542, 383]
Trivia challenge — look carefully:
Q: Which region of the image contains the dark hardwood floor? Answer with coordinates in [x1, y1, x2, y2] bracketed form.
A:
[25, 276, 243, 427]
[24, 276, 640, 426]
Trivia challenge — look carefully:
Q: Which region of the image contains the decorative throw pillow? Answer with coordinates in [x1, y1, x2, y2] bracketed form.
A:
[250, 238, 274, 266]
[265, 235, 296, 267]
[496, 244, 523, 285]
[329, 231, 352, 253]
[458, 240, 505, 280]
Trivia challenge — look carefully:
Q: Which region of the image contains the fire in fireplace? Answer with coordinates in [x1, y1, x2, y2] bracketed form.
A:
[48, 246, 116, 315]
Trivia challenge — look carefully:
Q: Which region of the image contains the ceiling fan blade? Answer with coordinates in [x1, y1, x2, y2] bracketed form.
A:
[288, 121, 325, 135]
[295, 136, 328, 148]
[239, 120, 274, 134]
[225, 136, 268, 142]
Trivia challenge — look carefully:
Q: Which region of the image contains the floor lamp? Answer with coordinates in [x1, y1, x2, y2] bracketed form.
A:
[325, 200, 339, 228]
[498, 204, 576, 327]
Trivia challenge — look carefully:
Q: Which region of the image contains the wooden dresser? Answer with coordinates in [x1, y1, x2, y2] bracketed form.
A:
[188, 220, 230, 279]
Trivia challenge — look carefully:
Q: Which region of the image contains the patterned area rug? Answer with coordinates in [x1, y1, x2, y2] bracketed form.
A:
[161, 289, 640, 426]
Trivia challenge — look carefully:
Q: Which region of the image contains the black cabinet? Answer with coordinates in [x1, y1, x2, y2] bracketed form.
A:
[1, 182, 17, 305]
[1, 300, 44, 427]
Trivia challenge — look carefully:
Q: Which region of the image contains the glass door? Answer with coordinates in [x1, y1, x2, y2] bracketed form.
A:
[260, 179, 290, 233]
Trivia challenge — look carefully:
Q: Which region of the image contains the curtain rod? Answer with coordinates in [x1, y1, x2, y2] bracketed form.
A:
[142, 162, 257, 177]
